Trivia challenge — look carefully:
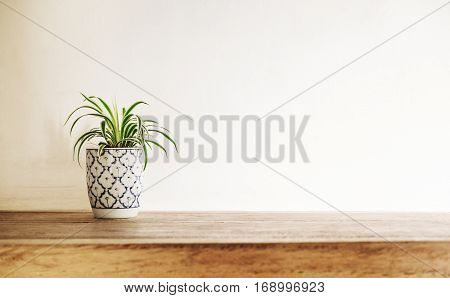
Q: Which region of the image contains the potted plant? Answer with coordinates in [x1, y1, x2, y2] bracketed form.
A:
[65, 94, 177, 219]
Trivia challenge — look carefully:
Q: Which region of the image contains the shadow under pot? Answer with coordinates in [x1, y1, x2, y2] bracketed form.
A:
[85, 148, 144, 219]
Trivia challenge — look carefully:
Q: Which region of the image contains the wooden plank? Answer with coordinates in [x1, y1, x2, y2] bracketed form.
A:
[1, 242, 448, 277]
[2, 211, 450, 223]
[1, 212, 449, 277]
[0, 212, 449, 244]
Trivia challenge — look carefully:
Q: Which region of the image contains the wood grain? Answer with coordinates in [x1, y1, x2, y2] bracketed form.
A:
[1, 212, 449, 244]
[0, 212, 449, 277]
[1, 243, 448, 277]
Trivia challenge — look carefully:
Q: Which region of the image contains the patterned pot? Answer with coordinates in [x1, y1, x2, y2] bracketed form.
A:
[86, 148, 144, 219]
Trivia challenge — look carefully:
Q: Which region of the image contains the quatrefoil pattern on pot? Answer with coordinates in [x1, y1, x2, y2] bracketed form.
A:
[86, 149, 143, 209]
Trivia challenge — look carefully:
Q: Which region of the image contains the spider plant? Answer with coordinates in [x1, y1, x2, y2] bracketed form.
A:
[65, 93, 177, 169]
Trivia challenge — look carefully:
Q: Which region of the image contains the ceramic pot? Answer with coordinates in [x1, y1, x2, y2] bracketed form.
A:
[86, 148, 143, 219]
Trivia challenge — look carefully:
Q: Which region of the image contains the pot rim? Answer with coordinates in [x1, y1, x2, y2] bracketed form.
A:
[86, 147, 143, 151]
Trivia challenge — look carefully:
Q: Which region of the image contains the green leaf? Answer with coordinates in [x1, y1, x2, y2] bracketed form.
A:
[69, 113, 115, 135]
[136, 115, 143, 132]
[124, 101, 148, 118]
[144, 123, 170, 132]
[146, 129, 178, 151]
[90, 96, 115, 121]
[100, 121, 107, 139]
[66, 96, 177, 171]
[80, 93, 103, 113]
[98, 142, 108, 156]
[143, 119, 158, 124]
[146, 140, 168, 156]
[76, 134, 97, 166]
[121, 113, 134, 137]
[65, 105, 101, 126]
[142, 138, 149, 170]
[116, 137, 142, 147]
[73, 131, 101, 165]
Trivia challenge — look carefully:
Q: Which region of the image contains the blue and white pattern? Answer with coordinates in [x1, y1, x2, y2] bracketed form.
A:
[86, 148, 143, 209]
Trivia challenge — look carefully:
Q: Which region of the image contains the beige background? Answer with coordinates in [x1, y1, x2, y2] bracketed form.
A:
[0, 0, 449, 211]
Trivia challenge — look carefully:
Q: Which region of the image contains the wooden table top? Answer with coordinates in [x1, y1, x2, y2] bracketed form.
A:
[1, 211, 449, 244]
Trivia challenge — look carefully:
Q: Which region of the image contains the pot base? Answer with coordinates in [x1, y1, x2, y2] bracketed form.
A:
[92, 208, 139, 219]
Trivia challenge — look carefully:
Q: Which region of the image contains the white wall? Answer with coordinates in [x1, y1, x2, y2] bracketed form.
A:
[0, 0, 449, 211]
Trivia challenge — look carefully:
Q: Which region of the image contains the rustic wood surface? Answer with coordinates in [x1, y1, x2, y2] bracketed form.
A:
[0, 212, 449, 277]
